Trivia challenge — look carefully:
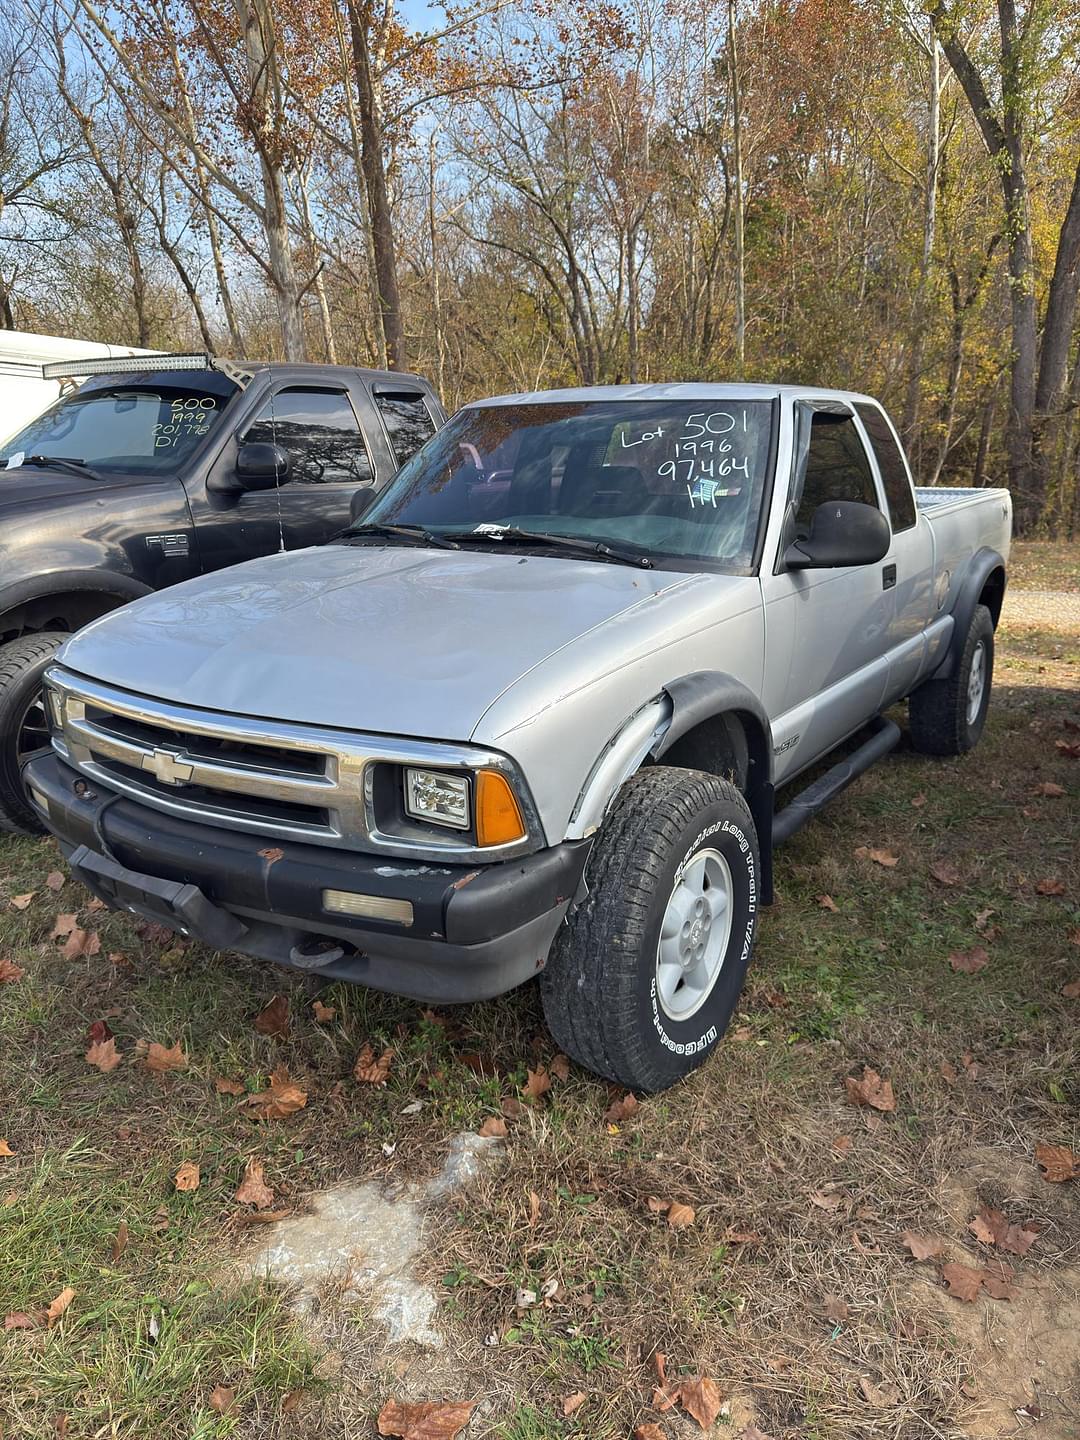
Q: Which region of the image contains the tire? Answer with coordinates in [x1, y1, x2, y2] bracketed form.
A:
[908, 604, 994, 756]
[540, 766, 759, 1092]
[0, 631, 66, 835]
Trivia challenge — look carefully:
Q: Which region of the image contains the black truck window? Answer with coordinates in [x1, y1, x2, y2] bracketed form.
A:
[855, 403, 917, 531]
[373, 390, 437, 467]
[246, 389, 374, 485]
[795, 412, 880, 533]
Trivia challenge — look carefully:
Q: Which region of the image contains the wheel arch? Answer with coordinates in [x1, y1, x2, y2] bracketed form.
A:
[0, 572, 152, 645]
[930, 547, 1006, 681]
[566, 671, 777, 904]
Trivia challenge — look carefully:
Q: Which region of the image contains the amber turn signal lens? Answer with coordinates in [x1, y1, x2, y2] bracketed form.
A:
[475, 770, 526, 847]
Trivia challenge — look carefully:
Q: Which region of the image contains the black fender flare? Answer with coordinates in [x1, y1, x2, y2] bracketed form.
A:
[0, 570, 154, 629]
[929, 546, 1007, 681]
[650, 671, 777, 904]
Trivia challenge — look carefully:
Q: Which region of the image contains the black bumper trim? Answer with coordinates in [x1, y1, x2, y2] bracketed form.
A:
[26, 754, 590, 1003]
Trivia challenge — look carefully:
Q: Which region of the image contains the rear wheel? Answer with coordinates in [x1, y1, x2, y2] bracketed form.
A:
[909, 604, 994, 756]
[0, 632, 66, 834]
[540, 766, 759, 1092]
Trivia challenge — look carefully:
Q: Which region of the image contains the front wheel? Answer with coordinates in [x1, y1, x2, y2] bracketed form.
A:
[0, 632, 66, 835]
[908, 604, 994, 756]
[540, 767, 760, 1092]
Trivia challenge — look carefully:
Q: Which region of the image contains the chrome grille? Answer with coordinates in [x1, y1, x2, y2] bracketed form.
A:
[44, 666, 538, 860]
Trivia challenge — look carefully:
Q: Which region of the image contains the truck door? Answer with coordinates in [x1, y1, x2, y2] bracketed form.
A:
[761, 401, 895, 783]
[195, 383, 380, 571]
[853, 402, 934, 702]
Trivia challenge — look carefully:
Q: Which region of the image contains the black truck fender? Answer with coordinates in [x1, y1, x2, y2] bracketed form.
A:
[0, 569, 154, 641]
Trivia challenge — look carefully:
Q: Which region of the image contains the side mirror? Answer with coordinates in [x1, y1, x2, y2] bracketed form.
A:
[349, 485, 377, 524]
[785, 500, 891, 570]
[235, 441, 291, 491]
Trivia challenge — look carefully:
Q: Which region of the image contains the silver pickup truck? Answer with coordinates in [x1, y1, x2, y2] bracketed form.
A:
[27, 384, 1011, 1091]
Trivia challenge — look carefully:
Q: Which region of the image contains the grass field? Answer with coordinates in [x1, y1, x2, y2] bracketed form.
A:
[1, 545, 1077, 1440]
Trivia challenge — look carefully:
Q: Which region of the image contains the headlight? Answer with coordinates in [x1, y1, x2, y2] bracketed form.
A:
[404, 768, 470, 830]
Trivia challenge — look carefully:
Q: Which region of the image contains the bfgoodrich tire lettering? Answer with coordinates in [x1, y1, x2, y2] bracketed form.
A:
[540, 766, 759, 1092]
[909, 603, 994, 756]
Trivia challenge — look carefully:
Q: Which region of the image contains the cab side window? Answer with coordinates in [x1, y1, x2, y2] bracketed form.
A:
[245, 388, 374, 485]
[794, 412, 879, 534]
[373, 389, 437, 467]
[854, 403, 917, 532]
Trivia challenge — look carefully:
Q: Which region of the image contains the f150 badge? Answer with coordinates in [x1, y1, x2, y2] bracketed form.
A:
[145, 533, 190, 558]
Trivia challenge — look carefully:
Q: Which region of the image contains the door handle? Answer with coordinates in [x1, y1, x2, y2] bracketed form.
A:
[882, 563, 897, 591]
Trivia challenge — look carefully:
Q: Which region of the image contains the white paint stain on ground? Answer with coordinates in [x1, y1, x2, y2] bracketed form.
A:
[243, 1132, 501, 1348]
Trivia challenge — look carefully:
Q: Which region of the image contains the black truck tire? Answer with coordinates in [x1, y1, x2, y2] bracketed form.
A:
[540, 766, 759, 1092]
[908, 604, 994, 756]
[0, 632, 66, 834]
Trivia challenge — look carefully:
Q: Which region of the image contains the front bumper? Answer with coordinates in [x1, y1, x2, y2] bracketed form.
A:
[26, 754, 589, 1003]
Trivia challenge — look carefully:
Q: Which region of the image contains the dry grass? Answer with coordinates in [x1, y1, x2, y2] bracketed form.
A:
[1, 548, 1078, 1439]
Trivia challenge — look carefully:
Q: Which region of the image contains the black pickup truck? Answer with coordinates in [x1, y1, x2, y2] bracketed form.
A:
[0, 354, 445, 832]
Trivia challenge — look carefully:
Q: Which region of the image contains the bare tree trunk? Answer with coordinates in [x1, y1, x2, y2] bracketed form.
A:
[346, 0, 406, 369]
[728, 0, 745, 377]
[427, 129, 445, 398]
[295, 166, 337, 362]
[153, 169, 214, 349]
[1033, 158, 1080, 502]
[627, 217, 640, 383]
[333, 0, 383, 366]
[231, 0, 306, 360]
[902, 28, 939, 456]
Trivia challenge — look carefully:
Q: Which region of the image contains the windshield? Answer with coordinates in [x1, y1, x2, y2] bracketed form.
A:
[359, 399, 775, 569]
[0, 382, 231, 475]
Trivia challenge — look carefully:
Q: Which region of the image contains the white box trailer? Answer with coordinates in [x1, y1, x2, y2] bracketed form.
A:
[0, 331, 161, 443]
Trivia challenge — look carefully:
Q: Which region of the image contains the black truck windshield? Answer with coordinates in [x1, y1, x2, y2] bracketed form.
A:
[0, 381, 232, 475]
[358, 399, 776, 569]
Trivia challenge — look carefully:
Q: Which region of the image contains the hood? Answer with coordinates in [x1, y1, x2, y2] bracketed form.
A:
[59, 543, 698, 741]
[0, 464, 137, 512]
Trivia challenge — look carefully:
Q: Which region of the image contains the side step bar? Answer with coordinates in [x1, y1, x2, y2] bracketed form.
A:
[772, 716, 901, 847]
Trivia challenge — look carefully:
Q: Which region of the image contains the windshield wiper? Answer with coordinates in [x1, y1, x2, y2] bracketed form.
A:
[10, 454, 102, 481]
[339, 522, 460, 551]
[442, 525, 654, 569]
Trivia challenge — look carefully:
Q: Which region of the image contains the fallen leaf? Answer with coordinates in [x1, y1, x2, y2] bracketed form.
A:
[561, 1392, 586, 1417]
[844, 1066, 896, 1112]
[500, 1096, 525, 1120]
[823, 1294, 849, 1320]
[0, 957, 24, 984]
[666, 1201, 696, 1230]
[678, 1375, 723, 1429]
[911, 792, 927, 808]
[282, 1389, 303, 1413]
[603, 1092, 639, 1123]
[51, 913, 76, 938]
[254, 994, 290, 1039]
[46, 871, 65, 891]
[312, 999, 336, 1022]
[832, 1133, 853, 1154]
[949, 946, 989, 975]
[522, 1066, 552, 1103]
[235, 1157, 274, 1209]
[810, 1189, 844, 1211]
[214, 1076, 245, 1096]
[1055, 739, 1080, 758]
[1035, 878, 1066, 897]
[967, 1205, 1039, 1256]
[859, 1376, 901, 1407]
[174, 1161, 200, 1192]
[353, 1044, 393, 1084]
[740, 1428, 775, 1440]
[86, 1037, 121, 1072]
[145, 1042, 187, 1073]
[634, 1427, 667, 1440]
[245, 1065, 308, 1119]
[55, 1415, 68, 1437]
[930, 861, 961, 887]
[942, 1262, 983, 1303]
[61, 928, 100, 961]
[647, 1195, 670, 1214]
[550, 1053, 571, 1082]
[9, 892, 34, 910]
[376, 1398, 474, 1438]
[4, 1311, 39, 1329]
[900, 1231, 945, 1261]
[854, 845, 899, 868]
[980, 1265, 1018, 1301]
[110, 1221, 128, 1262]
[1061, 978, 1080, 998]
[209, 1385, 235, 1413]
[940, 1060, 958, 1083]
[477, 1116, 507, 1138]
[46, 1287, 75, 1327]
[816, 893, 838, 911]
[1033, 782, 1065, 797]
[0, 1139, 13, 1157]
[1034, 1142, 1078, 1183]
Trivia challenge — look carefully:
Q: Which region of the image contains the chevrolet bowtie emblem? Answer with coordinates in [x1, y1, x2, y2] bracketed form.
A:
[142, 747, 194, 786]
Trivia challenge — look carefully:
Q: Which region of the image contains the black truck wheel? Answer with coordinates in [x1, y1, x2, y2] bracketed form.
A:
[0, 632, 66, 835]
[908, 604, 994, 756]
[540, 767, 759, 1092]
